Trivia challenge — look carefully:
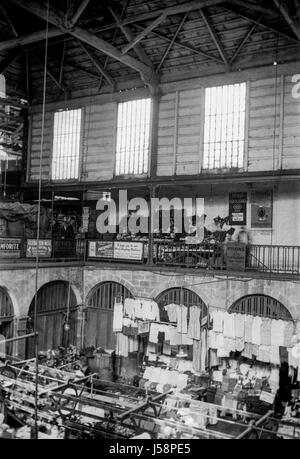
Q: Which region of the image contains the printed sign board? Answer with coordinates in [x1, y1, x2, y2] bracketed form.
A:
[113, 241, 144, 261]
[88, 241, 114, 258]
[226, 242, 246, 271]
[26, 239, 52, 258]
[229, 192, 247, 225]
[0, 238, 21, 258]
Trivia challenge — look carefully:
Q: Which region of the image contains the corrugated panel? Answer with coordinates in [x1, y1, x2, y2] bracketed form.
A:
[248, 77, 281, 172]
[282, 75, 300, 169]
[176, 88, 201, 175]
[157, 93, 176, 176]
[82, 102, 116, 181]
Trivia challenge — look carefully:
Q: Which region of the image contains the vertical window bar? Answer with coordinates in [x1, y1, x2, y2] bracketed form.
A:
[203, 83, 246, 170]
[115, 98, 151, 176]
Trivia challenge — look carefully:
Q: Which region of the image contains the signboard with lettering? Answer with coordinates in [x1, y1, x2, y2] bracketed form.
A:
[226, 242, 246, 271]
[26, 239, 52, 258]
[229, 192, 247, 225]
[113, 241, 144, 261]
[88, 241, 114, 259]
[251, 190, 272, 228]
[0, 238, 21, 258]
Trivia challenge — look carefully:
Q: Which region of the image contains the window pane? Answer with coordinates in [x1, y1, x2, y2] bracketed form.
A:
[115, 98, 151, 176]
[51, 108, 82, 180]
[203, 83, 246, 169]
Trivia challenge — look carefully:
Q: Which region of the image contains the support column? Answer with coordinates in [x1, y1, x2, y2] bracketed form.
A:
[76, 304, 85, 350]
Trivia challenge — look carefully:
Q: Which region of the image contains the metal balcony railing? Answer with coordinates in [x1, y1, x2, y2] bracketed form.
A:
[0, 237, 299, 276]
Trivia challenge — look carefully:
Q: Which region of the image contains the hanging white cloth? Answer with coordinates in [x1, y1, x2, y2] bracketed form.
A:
[177, 305, 188, 334]
[211, 310, 225, 333]
[187, 306, 201, 340]
[113, 302, 123, 333]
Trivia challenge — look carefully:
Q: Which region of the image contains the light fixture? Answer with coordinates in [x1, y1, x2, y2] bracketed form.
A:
[64, 323, 70, 332]
[176, 347, 188, 359]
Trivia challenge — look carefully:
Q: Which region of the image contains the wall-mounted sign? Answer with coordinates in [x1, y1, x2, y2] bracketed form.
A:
[251, 190, 272, 228]
[226, 242, 246, 271]
[88, 241, 114, 259]
[0, 238, 21, 258]
[229, 192, 247, 225]
[114, 241, 144, 261]
[26, 239, 52, 258]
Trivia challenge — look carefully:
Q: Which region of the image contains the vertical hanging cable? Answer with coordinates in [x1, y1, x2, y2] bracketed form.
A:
[33, 0, 50, 440]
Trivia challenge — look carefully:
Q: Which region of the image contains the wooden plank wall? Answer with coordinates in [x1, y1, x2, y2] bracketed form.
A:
[28, 73, 300, 182]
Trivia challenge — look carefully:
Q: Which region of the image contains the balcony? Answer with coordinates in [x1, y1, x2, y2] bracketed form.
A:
[0, 237, 299, 277]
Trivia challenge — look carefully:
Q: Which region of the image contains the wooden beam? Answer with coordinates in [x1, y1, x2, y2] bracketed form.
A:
[229, 0, 278, 18]
[200, 8, 229, 65]
[108, 5, 153, 68]
[134, 23, 224, 64]
[99, 0, 130, 90]
[229, 14, 263, 65]
[0, 0, 226, 52]
[78, 40, 115, 87]
[272, 0, 300, 40]
[32, 54, 67, 93]
[122, 13, 167, 54]
[0, 49, 22, 73]
[68, 0, 90, 28]
[9, 0, 157, 87]
[0, 0, 18, 37]
[157, 13, 187, 71]
[58, 41, 66, 86]
[223, 5, 299, 43]
[0, 28, 64, 52]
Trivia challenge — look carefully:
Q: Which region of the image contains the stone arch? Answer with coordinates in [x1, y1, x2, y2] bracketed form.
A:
[84, 281, 134, 349]
[155, 287, 208, 322]
[0, 286, 15, 356]
[26, 280, 79, 356]
[84, 271, 139, 302]
[228, 294, 293, 320]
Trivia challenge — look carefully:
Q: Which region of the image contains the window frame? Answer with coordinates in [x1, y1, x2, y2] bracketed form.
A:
[202, 82, 247, 172]
[114, 97, 152, 178]
[50, 107, 84, 182]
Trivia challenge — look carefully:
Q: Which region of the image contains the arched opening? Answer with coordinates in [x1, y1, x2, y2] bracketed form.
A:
[155, 288, 208, 362]
[85, 281, 133, 349]
[26, 281, 78, 357]
[0, 287, 14, 358]
[155, 287, 208, 322]
[228, 294, 293, 320]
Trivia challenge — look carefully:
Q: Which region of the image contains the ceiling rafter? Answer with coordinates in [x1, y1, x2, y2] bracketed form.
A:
[229, 14, 263, 65]
[122, 12, 167, 55]
[0, 49, 22, 73]
[223, 5, 299, 42]
[31, 53, 68, 93]
[0, 0, 227, 53]
[67, 0, 91, 28]
[229, 0, 278, 18]
[157, 13, 188, 71]
[272, 0, 300, 40]
[0, 0, 18, 37]
[8, 0, 158, 89]
[200, 8, 229, 66]
[108, 5, 153, 68]
[134, 23, 224, 64]
[77, 40, 115, 88]
[58, 41, 66, 87]
[99, 0, 130, 91]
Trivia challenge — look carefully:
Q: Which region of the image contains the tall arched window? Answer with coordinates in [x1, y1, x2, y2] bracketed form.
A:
[228, 294, 293, 320]
[85, 281, 133, 349]
[27, 281, 77, 356]
[0, 287, 14, 357]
